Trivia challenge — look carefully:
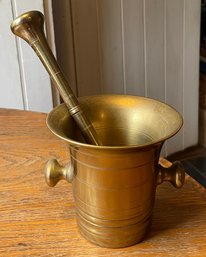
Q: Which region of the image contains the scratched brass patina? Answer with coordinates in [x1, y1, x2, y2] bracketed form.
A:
[44, 95, 185, 248]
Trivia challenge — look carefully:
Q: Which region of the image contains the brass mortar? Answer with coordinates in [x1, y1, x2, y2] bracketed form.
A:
[45, 94, 185, 248]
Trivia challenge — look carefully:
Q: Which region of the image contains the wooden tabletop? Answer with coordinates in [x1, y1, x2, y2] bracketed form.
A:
[0, 108, 206, 257]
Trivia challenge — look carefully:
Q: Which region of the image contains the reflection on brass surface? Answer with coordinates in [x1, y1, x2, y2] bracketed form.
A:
[10, 11, 101, 146]
[44, 95, 185, 248]
[45, 159, 74, 187]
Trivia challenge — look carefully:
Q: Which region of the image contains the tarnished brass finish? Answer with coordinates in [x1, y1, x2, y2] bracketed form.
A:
[10, 11, 101, 146]
[44, 95, 185, 248]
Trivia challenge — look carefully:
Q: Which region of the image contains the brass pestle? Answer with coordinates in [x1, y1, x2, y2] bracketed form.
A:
[11, 11, 102, 146]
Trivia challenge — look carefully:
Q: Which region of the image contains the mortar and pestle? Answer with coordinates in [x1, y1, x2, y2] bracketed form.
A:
[11, 11, 185, 248]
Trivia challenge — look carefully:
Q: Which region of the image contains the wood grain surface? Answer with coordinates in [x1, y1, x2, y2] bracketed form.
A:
[0, 108, 206, 257]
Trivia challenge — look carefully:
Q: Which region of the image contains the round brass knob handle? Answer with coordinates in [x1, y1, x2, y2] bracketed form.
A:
[157, 157, 185, 188]
[44, 159, 74, 187]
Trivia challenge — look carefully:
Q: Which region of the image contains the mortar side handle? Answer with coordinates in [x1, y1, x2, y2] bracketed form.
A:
[157, 157, 185, 188]
[44, 159, 74, 187]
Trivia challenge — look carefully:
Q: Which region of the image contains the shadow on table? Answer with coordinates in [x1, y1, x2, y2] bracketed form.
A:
[147, 180, 206, 239]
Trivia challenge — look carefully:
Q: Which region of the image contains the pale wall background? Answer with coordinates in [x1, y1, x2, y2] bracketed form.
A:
[0, 0, 53, 112]
[0, 0, 201, 155]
